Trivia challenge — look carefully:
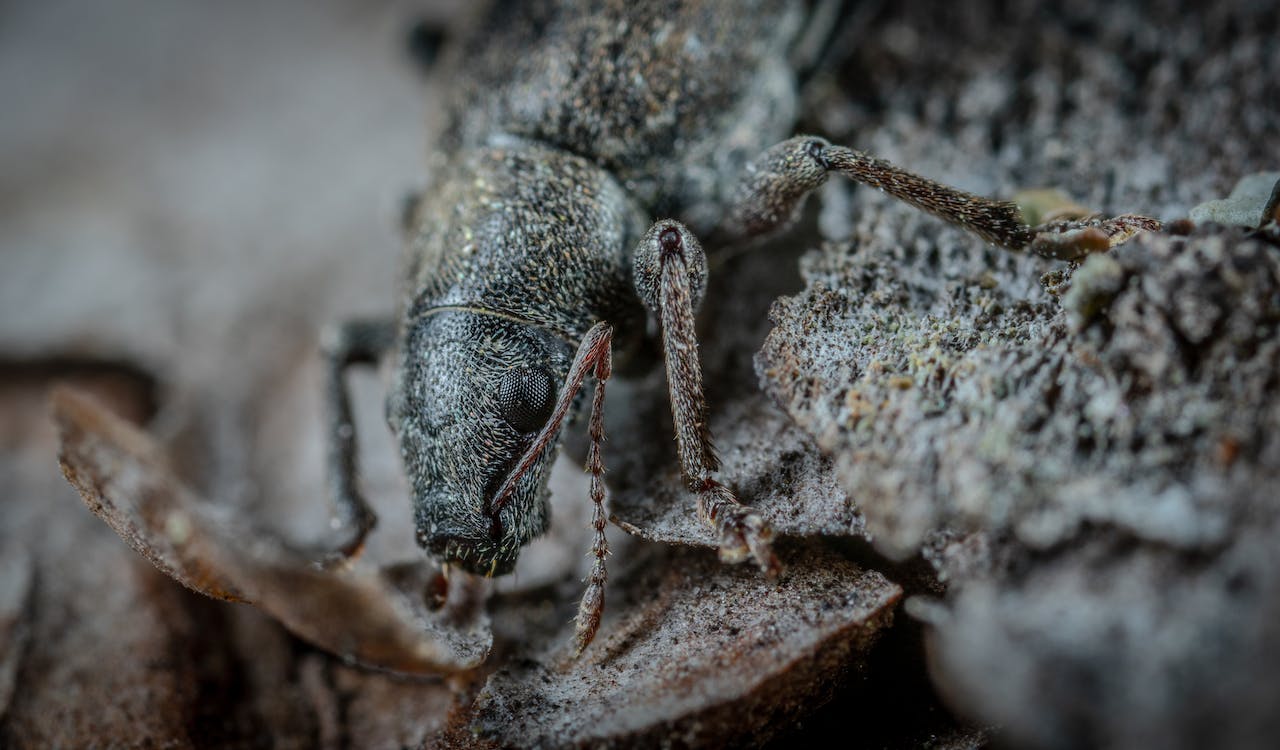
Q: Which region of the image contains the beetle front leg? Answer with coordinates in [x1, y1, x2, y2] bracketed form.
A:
[632, 221, 781, 578]
[319, 316, 396, 564]
[718, 136, 1161, 260]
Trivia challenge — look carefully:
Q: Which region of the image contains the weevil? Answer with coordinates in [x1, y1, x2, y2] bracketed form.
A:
[320, 0, 1159, 653]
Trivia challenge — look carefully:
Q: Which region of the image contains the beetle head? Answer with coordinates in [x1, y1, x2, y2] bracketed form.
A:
[388, 309, 574, 576]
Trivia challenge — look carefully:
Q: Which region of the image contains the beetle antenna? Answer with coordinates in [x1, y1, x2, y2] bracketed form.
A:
[572, 346, 612, 655]
[489, 322, 614, 515]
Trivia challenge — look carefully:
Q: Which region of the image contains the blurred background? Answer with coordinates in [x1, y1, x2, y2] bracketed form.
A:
[0, 2, 481, 744]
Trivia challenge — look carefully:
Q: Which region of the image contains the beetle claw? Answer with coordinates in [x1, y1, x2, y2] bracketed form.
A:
[699, 484, 781, 579]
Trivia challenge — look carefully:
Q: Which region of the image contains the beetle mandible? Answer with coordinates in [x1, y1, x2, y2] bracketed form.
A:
[320, 0, 1159, 653]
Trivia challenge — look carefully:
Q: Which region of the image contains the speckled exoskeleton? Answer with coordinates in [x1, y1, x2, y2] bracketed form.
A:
[322, 0, 1159, 652]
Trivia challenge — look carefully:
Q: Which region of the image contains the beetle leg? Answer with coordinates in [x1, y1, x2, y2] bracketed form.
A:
[719, 135, 1160, 260]
[319, 316, 397, 565]
[632, 220, 782, 578]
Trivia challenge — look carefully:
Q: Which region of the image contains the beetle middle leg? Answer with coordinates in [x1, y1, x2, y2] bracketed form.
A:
[319, 316, 396, 564]
[632, 221, 782, 579]
[718, 136, 1161, 259]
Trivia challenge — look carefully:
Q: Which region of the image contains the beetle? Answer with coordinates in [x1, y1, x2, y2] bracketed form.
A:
[320, 0, 1159, 653]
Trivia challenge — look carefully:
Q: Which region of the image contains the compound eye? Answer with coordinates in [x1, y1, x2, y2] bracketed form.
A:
[497, 367, 555, 434]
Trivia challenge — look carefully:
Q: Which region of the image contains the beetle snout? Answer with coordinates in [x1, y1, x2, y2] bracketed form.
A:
[422, 529, 519, 577]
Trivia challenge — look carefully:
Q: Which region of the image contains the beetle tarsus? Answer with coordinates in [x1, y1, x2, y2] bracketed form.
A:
[699, 481, 780, 578]
[1026, 213, 1163, 259]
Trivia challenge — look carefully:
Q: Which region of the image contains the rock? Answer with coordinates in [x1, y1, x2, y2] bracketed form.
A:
[1190, 172, 1280, 228]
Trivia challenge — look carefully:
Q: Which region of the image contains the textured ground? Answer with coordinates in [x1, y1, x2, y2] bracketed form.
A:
[2, 0, 1278, 748]
[751, 2, 1280, 748]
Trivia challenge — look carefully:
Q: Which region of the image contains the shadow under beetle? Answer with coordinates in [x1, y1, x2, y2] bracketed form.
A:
[321, 0, 1159, 653]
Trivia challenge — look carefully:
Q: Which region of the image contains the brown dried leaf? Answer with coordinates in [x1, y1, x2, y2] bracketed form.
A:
[53, 386, 491, 675]
[332, 662, 463, 748]
[446, 541, 901, 747]
[0, 548, 32, 722]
